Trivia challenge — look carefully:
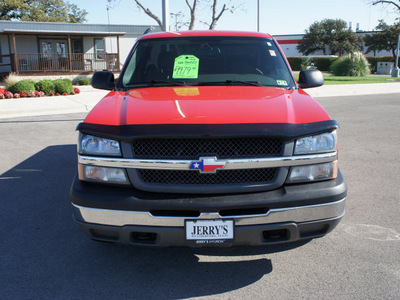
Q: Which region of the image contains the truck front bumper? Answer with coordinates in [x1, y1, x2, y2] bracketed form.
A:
[70, 171, 347, 247]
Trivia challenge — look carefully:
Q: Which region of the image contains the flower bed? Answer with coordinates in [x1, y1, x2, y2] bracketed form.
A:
[0, 86, 80, 99]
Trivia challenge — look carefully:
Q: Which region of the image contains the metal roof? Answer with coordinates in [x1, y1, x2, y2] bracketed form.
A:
[0, 21, 160, 36]
[2, 29, 126, 36]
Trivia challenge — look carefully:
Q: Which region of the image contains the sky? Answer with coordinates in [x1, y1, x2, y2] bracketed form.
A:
[69, 0, 399, 35]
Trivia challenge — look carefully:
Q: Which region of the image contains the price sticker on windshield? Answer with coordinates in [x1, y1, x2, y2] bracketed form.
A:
[173, 55, 199, 79]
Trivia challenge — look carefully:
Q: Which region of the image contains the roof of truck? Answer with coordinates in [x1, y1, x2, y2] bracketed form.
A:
[139, 30, 273, 40]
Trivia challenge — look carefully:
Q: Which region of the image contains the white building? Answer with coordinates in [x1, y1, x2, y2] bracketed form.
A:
[0, 21, 159, 74]
[274, 32, 393, 57]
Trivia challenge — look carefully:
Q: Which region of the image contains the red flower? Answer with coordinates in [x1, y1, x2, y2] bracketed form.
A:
[74, 87, 80, 94]
[62, 92, 68, 96]
[56, 93, 60, 96]
[0, 88, 6, 94]
[5, 91, 13, 99]
[20, 91, 27, 97]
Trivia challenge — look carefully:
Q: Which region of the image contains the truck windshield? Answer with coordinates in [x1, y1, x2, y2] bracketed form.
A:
[121, 36, 295, 89]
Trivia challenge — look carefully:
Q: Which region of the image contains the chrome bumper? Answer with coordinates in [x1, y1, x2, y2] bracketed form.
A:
[73, 197, 345, 228]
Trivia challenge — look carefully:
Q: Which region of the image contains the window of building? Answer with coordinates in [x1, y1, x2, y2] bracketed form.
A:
[72, 39, 83, 53]
[94, 38, 105, 60]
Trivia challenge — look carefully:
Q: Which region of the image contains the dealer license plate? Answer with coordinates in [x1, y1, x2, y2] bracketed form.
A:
[185, 219, 234, 244]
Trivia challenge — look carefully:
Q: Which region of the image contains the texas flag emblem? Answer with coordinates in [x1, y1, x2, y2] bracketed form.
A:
[189, 157, 226, 173]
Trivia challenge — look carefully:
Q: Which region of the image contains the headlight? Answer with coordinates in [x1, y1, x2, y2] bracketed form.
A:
[287, 161, 337, 183]
[79, 133, 121, 156]
[78, 165, 130, 185]
[294, 131, 337, 155]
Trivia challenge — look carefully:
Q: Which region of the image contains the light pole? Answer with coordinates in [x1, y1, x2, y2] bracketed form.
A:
[162, 0, 169, 32]
[392, 22, 400, 78]
[257, 0, 260, 32]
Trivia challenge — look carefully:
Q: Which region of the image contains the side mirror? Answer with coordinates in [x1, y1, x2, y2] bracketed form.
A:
[297, 69, 324, 89]
[91, 71, 115, 90]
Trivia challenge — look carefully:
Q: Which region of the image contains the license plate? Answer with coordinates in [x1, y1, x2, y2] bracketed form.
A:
[185, 219, 234, 245]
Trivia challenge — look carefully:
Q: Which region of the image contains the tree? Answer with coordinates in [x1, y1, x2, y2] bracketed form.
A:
[133, 0, 240, 30]
[0, 0, 88, 23]
[204, 0, 235, 30]
[297, 19, 363, 56]
[371, 1, 400, 15]
[133, 0, 163, 29]
[185, 0, 197, 30]
[1, 0, 27, 20]
[365, 20, 400, 57]
[67, 3, 88, 23]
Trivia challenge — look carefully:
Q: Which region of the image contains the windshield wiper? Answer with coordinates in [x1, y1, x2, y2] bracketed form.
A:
[197, 80, 261, 86]
[226, 80, 261, 86]
[151, 80, 186, 86]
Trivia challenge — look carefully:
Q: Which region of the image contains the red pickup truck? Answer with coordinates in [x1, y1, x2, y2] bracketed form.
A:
[70, 31, 346, 247]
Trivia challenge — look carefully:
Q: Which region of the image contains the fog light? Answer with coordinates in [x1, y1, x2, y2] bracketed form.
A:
[287, 161, 337, 183]
[78, 164, 130, 185]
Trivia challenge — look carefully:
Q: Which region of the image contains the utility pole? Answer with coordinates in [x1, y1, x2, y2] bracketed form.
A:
[257, 0, 260, 32]
[392, 22, 400, 78]
[162, 0, 170, 31]
[170, 12, 181, 31]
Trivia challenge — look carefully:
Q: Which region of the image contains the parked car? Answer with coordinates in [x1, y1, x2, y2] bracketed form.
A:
[70, 31, 347, 247]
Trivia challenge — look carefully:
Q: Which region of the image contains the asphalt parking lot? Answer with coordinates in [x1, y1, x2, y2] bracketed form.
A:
[1, 93, 399, 299]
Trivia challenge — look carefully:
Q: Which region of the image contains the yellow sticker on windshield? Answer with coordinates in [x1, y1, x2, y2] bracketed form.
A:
[173, 55, 199, 79]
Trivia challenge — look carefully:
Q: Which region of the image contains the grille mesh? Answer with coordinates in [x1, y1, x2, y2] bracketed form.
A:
[138, 168, 278, 185]
[132, 137, 283, 159]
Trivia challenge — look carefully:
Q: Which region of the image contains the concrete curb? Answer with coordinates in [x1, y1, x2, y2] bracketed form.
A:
[1, 83, 400, 119]
[0, 86, 108, 119]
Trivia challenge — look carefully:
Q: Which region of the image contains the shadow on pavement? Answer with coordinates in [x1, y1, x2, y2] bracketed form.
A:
[1, 145, 308, 299]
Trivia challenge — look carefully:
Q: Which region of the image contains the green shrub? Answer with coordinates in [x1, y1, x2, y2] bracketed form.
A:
[366, 56, 394, 73]
[62, 78, 72, 85]
[78, 78, 91, 85]
[313, 57, 338, 72]
[35, 80, 55, 95]
[8, 80, 36, 94]
[330, 52, 370, 77]
[53, 79, 73, 94]
[287, 57, 310, 71]
[288, 57, 339, 72]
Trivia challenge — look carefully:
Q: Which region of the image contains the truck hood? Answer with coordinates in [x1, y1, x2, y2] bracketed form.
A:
[84, 86, 331, 126]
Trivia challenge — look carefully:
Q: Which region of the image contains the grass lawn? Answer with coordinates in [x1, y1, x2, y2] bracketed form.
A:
[323, 75, 399, 85]
[294, 73, 399, 85]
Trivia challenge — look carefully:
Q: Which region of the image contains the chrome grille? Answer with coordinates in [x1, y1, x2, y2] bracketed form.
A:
[132, 137, 283, 159]
[138, 168, 278, 185]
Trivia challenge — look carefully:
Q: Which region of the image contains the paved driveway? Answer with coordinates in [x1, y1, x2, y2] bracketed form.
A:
[1, 93, 399, 299]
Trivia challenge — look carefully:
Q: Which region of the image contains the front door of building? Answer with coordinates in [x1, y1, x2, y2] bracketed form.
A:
[39, 39, 68, 71]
